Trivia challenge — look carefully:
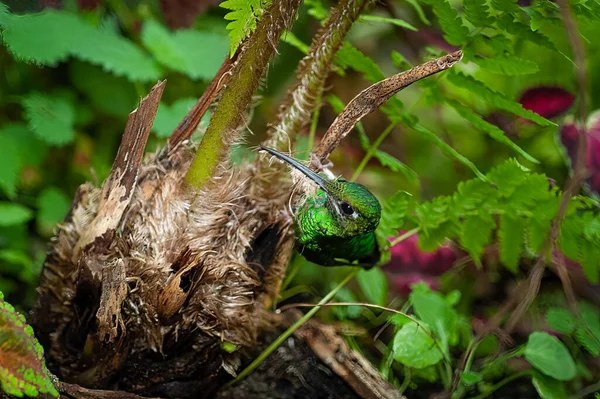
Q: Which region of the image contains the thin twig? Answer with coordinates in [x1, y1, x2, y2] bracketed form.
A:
[503, 0, 589, 333]
[314, 50, 463, 162]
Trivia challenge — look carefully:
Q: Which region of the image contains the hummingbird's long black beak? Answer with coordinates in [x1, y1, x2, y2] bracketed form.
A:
[259, 146, 329, 192]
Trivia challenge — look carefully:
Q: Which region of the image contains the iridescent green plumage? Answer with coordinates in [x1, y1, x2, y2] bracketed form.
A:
[260, 147, 382, 267]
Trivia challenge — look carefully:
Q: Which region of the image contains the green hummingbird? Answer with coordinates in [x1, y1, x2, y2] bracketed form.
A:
[260, 146, 382, 268]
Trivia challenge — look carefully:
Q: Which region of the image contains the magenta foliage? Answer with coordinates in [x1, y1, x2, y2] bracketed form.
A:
[520, 86, 575, 119]
[384, 232, 457, 295]
[559, 111, 600, 196]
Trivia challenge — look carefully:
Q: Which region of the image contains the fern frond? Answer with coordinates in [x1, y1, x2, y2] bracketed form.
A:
[471, 55, 539, 76]
[421, 0, 469, 45]
[463, 0, 495, 27]
[447, 72, 554, 126]
[221, 0, 268, 57]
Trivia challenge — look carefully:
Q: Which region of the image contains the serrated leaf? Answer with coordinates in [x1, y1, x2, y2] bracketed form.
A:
[460, 215, 495, 264]
[446, 99, 538, 163]
[0, 293, 59, 397]
[357, 268, 388, 306]
[37, 187, 70, 237]
[525, 332, 576, 381]
[558, 217, 582, 262]
[421, 0, 468, 45]
[0, 8, 160, 82]
[141, 21, 228, 80]
[373, 150, 419, 185]
[496, 14, 557, 52]
[490, 0, 520, 12]
[153, 98, 205, 138]
[220, 0, 265, 57]
[359, 15, 418, 31]
[335, 42, 385, 82]
[575, 304, 600, 356]
[580, 239, 599, 283]
[393, 321, 443, 368]
[499, 215, 526, 272]
[22, 92, 76, 146]
[377, 191, 413, 239]
[546, 308, 576, 335]
[463, 0, 494, 27]
[447, 72, 554, 126]
[0, 203, 33, 227]
[471, 55, 539, 76]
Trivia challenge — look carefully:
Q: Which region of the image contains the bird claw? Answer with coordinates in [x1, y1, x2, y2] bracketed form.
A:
[309, 152, 335, 180]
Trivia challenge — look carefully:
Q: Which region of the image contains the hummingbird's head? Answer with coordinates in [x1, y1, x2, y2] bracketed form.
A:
[259, 146, 382, 237]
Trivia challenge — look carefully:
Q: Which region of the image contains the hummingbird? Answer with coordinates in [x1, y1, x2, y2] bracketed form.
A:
[260, 146, 382, 268]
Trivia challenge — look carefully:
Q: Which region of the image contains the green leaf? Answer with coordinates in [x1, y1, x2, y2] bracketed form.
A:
[0, 203, 33, 227]
[524, 332, 576, 381]
[0, 293, 59, 397]
[22, 92, 76, 146]
[377, 191, 413, 239]
[335, 42, 385, 82]
[421, 0, 469, 45]
[531, 372, 568, 399]
[445, 99, 538, 163]
[0, 8, 160, 81]
[153, 98, 204, 138]
[410, 284, 458, 352]
[409, 121, 486, 180]
[471, 55, 539, 76]
[392, 321, 443, 368]
[459, 215, 494, 264]
[221, 0, 266, 57]
[281, 31, 309, 54]
[141, 21, 229, 80]
[37, 187, 70, 237]
[463, 0, 494, 27]
[406, 0, 430, 24]
[499, 215, 526, 272]
[373, 150, 419, 185]
[359, 15, 418, 31]
[357, 268, 388, 306]
[461, 371, 482, 386]
[580, 239, 600, 284]
[447, 72, 554, 126]
[0, 129, 22, 198]
[490, 0, 520, 12]
[546, 308, 576, 335]
[575, 304, 600, 356]
[496, 14, 558, 52]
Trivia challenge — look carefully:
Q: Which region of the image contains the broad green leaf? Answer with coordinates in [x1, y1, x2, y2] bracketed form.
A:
[37, 187, 71, 237]
[546, 308, 576, 335]
[0, 123, 48, 167]
[141, 21, 229, 80]
[524, 332, 576, 381]
[0, 292, 59, 397]
[357, 268, 388, 306]
[22, 92, 76, 146]
[0, 8, 160, 81]
[531, 372, 568, 399]
[0, 203, 33, 227]
[359, 15, 418, 31]
[410, 284, 458, 353]
[393, 321, 443, 368]
[499, 214, 526, 272]
[153, 98, 204, 138]
[447, 72, 554, 126]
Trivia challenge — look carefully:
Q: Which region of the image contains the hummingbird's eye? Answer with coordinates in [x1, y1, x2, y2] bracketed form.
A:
[340, 202, 354, 216]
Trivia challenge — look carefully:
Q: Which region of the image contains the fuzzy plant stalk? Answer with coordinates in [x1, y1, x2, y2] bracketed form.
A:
[264, 0, 373, 150]
[186, 0, 302, 189]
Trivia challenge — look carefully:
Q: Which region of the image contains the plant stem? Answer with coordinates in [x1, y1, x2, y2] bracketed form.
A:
[470, 370, 531, 399]
[389, 228, 420, 247]
[223, 270, 359, 388]
[186, 0, 302, 188]
[351, 123, 395, 182]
